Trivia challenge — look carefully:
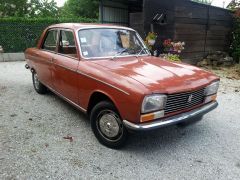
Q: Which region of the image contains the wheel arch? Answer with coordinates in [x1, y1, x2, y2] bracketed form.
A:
[87, 90, 120, 116]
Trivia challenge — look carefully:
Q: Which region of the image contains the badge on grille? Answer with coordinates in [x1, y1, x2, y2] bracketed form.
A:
[188, 94, 193, 103]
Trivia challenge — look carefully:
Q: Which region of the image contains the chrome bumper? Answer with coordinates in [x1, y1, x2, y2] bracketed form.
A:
[123, 101, 218, 131]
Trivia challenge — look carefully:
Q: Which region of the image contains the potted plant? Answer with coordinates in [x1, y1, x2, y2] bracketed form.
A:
[163, 39, 173, 53]
[172, 41, 185, 54]
[161, 39, 185, 62]
[145, 32, 157, 48]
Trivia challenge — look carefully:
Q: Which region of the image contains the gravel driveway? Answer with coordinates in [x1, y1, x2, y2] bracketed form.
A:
[0, 61, 240, 180]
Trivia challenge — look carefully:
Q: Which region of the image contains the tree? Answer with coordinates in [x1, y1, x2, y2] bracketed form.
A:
[227, 0, 240, 10]
[60, 0, 99, 19]
[0, 0, 28, 17]
[28, 0, 59, 18]
[191, 0, 213, 5]
[0, 0, 59, 17]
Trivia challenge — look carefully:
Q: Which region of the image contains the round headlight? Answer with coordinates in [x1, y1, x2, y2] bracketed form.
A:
[204, 81, 220, 96]
[141, 94, 167, 113]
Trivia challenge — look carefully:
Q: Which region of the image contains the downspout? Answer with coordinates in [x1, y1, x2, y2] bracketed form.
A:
[100, 0, 104, 24]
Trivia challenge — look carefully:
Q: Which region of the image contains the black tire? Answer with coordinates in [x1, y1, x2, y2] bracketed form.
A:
[32, 71, 47, 94]
[90, 101, 128, 149]
[177, 115, 204, 127]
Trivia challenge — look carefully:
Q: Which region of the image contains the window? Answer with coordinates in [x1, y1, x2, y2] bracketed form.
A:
[59, 30, 77, 58]
[42, 30, 58, 51]
[78, 28, 149, 59]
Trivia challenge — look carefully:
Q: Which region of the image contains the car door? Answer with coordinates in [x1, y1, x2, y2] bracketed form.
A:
[34, 29, 58, 88]
[52, 29, 80, 104]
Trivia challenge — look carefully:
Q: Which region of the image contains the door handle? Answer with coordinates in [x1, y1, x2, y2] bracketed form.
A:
[52, 57, 57, 62]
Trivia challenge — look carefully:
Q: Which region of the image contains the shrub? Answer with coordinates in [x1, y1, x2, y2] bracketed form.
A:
[231, 9, 240, 63]
[0, 17, 98, 53]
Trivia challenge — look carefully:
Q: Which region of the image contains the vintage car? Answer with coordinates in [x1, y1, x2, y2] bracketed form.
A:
[25, 23, 219, 148]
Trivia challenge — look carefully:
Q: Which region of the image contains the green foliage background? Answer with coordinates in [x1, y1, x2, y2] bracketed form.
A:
[0, 0, 59, 18]
[0, 17, 97, 53]
[228, 1, 240, 63]
[60, 0, 99, 19]
[231, 16, 240, 62]
[191, 0, 213, 5]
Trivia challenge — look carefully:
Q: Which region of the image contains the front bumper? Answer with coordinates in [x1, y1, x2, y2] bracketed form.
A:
[123, 101, 218, 131]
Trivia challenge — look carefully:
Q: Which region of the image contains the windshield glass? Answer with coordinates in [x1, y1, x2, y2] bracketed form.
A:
[78, 28, 149, 58]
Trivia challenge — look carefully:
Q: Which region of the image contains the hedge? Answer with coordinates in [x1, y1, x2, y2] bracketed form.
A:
[0, 17, 98, 53]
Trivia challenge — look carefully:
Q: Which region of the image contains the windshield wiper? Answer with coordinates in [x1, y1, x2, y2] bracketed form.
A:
[136, 47, 149, 57]
[111, 48, 128, 60]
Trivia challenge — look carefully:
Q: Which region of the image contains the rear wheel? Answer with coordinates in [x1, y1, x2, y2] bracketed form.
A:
[90, 101, 128, 149]
[32, 71, 47, 94]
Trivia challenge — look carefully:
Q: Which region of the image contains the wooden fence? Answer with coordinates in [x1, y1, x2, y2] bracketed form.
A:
[174, 1, 233, 63]
[130, 0, 233, 64]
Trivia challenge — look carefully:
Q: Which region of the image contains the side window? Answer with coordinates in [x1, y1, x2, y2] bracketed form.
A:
[42, 30, 58, 51]
[59, 30, 77, 58]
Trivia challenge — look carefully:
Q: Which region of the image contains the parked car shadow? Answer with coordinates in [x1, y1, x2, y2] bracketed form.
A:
[124, 123, 206, 153]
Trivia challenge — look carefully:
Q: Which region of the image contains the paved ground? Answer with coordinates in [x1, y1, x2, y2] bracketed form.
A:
[0, 61, 240, 180]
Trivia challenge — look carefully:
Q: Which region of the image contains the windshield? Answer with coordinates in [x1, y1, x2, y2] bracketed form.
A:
[78, 28, 149, 58]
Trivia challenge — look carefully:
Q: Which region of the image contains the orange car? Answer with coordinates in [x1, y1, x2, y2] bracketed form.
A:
[25, 23, 219, 148]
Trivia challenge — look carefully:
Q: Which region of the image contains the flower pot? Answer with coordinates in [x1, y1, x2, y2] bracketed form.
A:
[148, 39, 156, 46]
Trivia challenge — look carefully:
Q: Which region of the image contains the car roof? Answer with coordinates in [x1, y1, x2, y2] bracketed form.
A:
[48, 23, 134, 31]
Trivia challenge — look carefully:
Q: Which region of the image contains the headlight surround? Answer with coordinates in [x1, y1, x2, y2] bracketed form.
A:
[204, 81, 220, 96]
[141, 94, 167, 114]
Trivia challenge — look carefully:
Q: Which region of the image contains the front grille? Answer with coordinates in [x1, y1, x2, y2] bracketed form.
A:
[165, 88, 205, 114]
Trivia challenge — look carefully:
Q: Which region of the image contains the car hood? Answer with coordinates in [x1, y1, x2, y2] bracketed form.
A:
[92, 56, 219, 94]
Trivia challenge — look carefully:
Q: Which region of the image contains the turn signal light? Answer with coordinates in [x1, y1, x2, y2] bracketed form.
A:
[140, 110, 164, 123]
[205, 94, 217, 104]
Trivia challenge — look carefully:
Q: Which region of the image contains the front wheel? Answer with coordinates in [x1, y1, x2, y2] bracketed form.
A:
[32, 71, 47, 94]
[90, 101, 128, 149]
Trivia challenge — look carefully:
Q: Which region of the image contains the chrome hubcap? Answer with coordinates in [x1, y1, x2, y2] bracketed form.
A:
[98, 111, 120, 138]
[34, 73, 40, 90]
